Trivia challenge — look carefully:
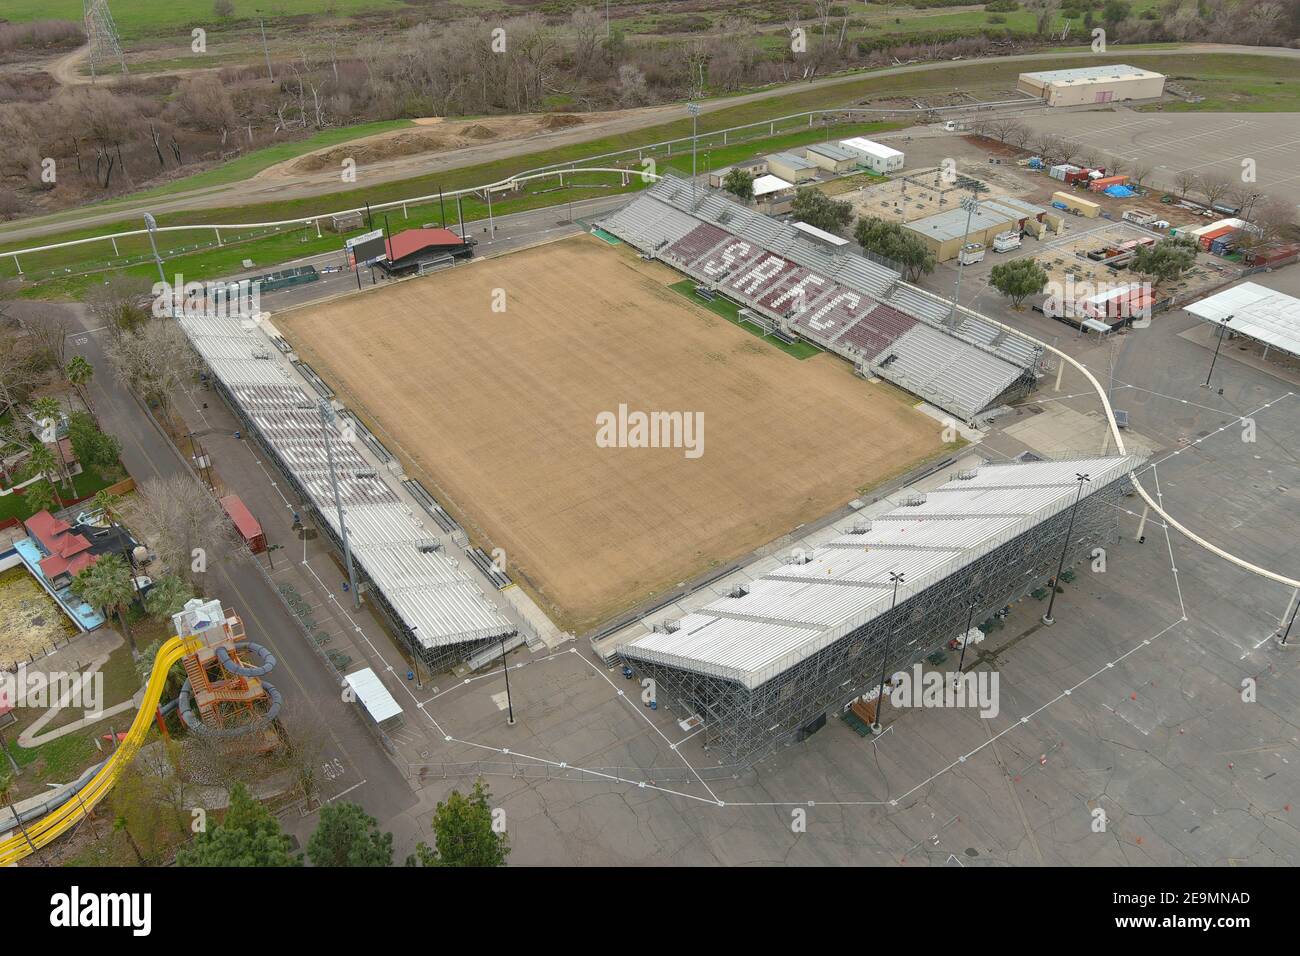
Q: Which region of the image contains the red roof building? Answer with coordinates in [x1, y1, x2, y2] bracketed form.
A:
[380, 228, 474, 274]
[24, 509, 99, 585]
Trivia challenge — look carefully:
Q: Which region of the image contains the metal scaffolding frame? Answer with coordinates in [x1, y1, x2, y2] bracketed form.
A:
[621, 471, 1130, 764]
[83, 0, 128, 79]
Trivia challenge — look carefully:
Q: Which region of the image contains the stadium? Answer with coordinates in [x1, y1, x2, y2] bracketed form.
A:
[173, 174, 1139, 763]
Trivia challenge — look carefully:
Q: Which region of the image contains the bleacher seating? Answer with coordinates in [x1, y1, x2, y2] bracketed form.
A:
[598, 177, 1040, 422]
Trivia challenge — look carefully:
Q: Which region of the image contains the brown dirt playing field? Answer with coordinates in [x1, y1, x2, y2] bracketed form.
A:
[277, 236, 946, 633]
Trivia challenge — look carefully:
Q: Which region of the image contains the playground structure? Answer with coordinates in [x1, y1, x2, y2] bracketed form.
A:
[0, 597, 282, 865]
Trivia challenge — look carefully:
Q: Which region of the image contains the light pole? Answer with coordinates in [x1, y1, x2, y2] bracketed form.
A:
[143, 213, 166, 290]
[955, 592, 983, 680]
[687, 102, 701, 205]
[500, 636, 515, 725]
[1201, 313, 1234, 388]
[1042, 473, 1090, 626]
[318, 400, 360, 610]
[870, 570, 905, 734]
[947, 193, 982, 327]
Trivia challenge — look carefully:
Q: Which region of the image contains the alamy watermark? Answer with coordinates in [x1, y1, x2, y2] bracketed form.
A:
[152, 274, 261, 320]
[888, 663, 1000, 718]
[1, 665, 104, 718]
[596, 404, 704, 459]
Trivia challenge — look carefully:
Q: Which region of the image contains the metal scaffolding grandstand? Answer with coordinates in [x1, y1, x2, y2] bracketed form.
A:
[619, 456, 1139, 763]
[174, 315, 515, 673]
[599, 176, 1041, 421]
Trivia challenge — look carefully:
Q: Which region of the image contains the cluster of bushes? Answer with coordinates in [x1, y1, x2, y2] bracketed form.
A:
[0, 19, 84, 55]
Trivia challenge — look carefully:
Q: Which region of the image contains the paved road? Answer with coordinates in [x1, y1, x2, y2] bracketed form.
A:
[3, 43, 1294, 246]
[55, 304, 418, 829]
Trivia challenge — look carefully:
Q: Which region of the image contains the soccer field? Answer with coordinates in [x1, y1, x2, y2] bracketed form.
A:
[277, 236, 947, 632]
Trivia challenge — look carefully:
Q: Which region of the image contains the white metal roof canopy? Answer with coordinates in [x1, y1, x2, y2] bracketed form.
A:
[1185, 282, 1300, 359]
[344, 667, 403, 724]
[622, 456, 1140, 688]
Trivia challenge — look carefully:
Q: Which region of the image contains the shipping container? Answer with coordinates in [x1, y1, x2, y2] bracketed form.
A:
[220, 495, 267, 554]
[1198, 225, 1236, 250]
[1051, 191, 1100, 218]
[1088, 175, 1129, 191]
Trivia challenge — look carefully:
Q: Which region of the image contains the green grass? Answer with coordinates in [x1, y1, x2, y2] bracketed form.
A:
[0, 468, 122, 523]
[2, 0, 406, 40]
[669, 280, 822, 360]
[1140, 76, 1300, 112]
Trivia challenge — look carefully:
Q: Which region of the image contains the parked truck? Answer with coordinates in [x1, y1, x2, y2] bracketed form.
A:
[958, 242, 986, 265]
[993, 231, 1021, 253]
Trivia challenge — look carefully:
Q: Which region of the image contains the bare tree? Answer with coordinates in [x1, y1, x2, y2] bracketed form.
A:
[131, 473, 239, 589]
[1128, 162, 1153, 187]
[17, 306, 74, 367]
[1173, 169, 1198, 199]
[86, 275, 153, 333]
[103, 316, 201, 420]
[1197, 172, 1233, 208]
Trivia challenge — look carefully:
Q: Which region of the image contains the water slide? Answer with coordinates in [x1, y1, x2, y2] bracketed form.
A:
[0, 634, 200, 866]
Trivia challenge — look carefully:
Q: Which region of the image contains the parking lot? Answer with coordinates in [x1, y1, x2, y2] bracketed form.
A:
[1016, 110, 1300, 203]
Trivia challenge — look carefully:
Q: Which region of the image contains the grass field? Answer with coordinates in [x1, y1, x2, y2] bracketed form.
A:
[276, 235, 945, 632]
[3, 0, 405, 40]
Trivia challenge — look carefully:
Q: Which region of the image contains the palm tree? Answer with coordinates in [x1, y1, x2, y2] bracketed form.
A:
[22, 479, 58, 516]
[65, 356, 96, 423]
[28, 397, 73, 495]
[143, 575, 192, 621]
[21, 441, 64, 508]
[73, 554, 138, 657]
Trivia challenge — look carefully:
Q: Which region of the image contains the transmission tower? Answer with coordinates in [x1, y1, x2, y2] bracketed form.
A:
[83, 0, 129, 80]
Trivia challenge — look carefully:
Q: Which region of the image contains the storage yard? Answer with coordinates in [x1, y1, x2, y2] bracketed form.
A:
[276, 236, 946, 634]
[1008, 222, 1238, 313]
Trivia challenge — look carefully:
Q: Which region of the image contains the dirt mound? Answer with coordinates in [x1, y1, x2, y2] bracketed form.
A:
[538, 113, 583, 130]
[291, 131, 451, 172]
[462, 123, 497, 140]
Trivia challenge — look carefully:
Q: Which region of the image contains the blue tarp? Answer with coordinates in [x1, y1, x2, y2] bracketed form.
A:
[1104, 185, 1136, 198]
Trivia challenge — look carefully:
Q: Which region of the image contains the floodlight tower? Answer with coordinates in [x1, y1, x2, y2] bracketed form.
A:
[947, 192, 982, 328]
[319, 399, 361, 610]
[84, 0, 129, 80]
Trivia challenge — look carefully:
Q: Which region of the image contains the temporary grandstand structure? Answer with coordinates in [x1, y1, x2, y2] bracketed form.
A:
[620, 455, 1140, 762]
[174, 314, 515, 672]
[599, 175, 1040, 421]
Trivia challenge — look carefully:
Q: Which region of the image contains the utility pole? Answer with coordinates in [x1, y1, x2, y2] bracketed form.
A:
[955, 592, 983, 681]
[1201, 313, 1234, 388]
[947, 193, 981, 328]
[870, 571, 905, 734]
[318, 400, 360, 610]
[258, 14, 274, 83]
[1042, 473, 1090, 626]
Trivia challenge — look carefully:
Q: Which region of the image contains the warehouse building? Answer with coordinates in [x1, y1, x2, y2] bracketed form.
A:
[904, 196, 1047, 261]
[840, 137, 905, 175]
[708, 159, 768, 189]
[766, 151, 819, 184]
[620, 455, 1140, 763]
[803, 142, 860, 174]
[1017, 64, 1165, 107]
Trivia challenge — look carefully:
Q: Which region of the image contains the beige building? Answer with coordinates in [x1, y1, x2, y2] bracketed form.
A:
[766, 152, 818, 184]
[903, 197, 1046, 262]
[1051, 190, 1101, 219]
[803, 142, 859, 174]
[1017, 65, 1165, 107]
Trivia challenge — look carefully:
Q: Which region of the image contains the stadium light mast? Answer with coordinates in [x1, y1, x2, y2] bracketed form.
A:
[1201, 313, 1234, 389]
[256, 10, 274, 83]
[1042, 473, 1090, 627]
[869, 570, 906, 735]
[687, 102, 701, 204]
[954, 591, 983, 685]
[318, 399, 361, 610]
[143, 213, 167, 290]
[947, 192, 982, 328]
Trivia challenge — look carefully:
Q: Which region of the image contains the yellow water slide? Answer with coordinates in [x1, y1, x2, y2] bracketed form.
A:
[0, 634, 199, 866]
